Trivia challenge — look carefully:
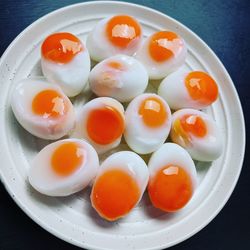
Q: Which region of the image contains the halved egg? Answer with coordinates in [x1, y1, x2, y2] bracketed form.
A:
[41, 32, 90, 97]
[11, 78, 75, 140]
[135, 31, 187, 79]
[170, 109, 223, 161]
[91, 151, 149, 221]
[89, 54, 148, 102]
[124, 93, 172, 154]
[87, 15, 142, 61]
[29, 139, 99, 196]
[74, 97, 125, 154]
[148, 143, 197, 212]
[158, 69, 219, 110]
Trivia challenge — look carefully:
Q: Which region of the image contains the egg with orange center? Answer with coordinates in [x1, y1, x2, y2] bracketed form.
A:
[91, 151, 149, 221]
[28, 139, 99, 196]
[158, 69, 219, 110]
[124, 93, 172, 154]
[148, 143, 197, 212]
[11, 78, 75, 140]
[87, 15, 142, 62]
[41, 32, 90, 97]
[135, 31, 187, 79]
[89, 54, 148, 102]
[74, 97, 125, 154]
[170, 109, 223, 161]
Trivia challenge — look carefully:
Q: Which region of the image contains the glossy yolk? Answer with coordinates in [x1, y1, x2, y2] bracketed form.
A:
[91, 169, 140, 221]
[149, 31, 180, 62]
[148, 165, 193, 212]
[185, 71, 218, 105]
[139, 97, 167, 127]
[180, 114, 207, 137]
[41, 32, 83, 63]
[106, 15, 141, 48]
[51, 142, 84, 176]
[86, 106, 125, 145]
[32, 89, 65, 118]
[107, 61, 124, 70]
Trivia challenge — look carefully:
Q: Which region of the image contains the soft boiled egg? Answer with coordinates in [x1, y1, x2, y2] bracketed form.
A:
[29, 139, 99, 196]
[124, 93, 171, 154]
[170, 109, 223, 161]
[91, 151, 149, 221]
[158, 70, 219, 110]
[148, 143, 197, 212]
[41, 32, 90, 97]
[87, 15, 142, 61]
[89, 55, 148, 102]
[75, 97, 125, 154]
[135, 31, 187, 79]
[11, 78, 75, 140]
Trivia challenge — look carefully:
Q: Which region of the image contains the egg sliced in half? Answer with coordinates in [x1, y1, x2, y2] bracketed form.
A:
[29, 139, 99, 196]
[148, 143, 197, 212]
[135, 31, 187, 79]
[91, 151, 149, 221]
[75, 97, 125, 154]
[41, 32, 90, 97]
[89, 55, 148, 102]
[11, 78, 75, 140]
[87, 15, 142, 61]
[170, 109, 223, 161]
[124, 93, 171, 154]
[158, 70, 219, 110]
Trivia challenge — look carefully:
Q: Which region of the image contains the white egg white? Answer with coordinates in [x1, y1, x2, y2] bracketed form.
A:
[171, 109, 223, 161]
[29, 138, 99, 196]
[89, 55, 148, 102]
[74, 97, 125, 154]
[94, 151, 149, 194]
[135, 33, 187, 80]
[86, 16, 143, 62]
[11, 78, 75, 140]
[41, 48, 90, 97]
[124, 93, 172, 154]
[148, 142, 197, 190]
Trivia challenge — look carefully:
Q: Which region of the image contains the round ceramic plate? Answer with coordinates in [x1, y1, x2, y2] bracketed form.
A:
[0, 1, 245, 250]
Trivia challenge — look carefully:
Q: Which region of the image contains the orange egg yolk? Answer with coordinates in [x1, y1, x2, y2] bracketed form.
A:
[41, 32, 83, 63]
[180, 114, 207, 138]
[91, 169, 140, 221]
[149, 31, 181, 62]
[139, 97, 167, 127]
[86, 106, 124, 145]
[106, 15, 141, 48]
[107, 61, 124, 70]
[51, 142, 84, 176]
[32, 89, 65, 118]
[185, 71, 218, 105]
[148, 165, 193, 212]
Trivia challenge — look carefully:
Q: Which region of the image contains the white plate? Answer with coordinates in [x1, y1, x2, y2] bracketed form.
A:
[0, 1, 245, 250]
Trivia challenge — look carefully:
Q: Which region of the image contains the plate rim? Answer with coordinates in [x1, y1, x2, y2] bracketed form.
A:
[0, 1, 246, 249]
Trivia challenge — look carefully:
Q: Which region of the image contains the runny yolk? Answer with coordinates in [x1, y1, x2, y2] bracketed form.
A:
[51, 142, 84, 176]
[148, 165, 193, 212]
[139, 97, 167, 127]
[106, 15, 141, 48]
[149, 31, 182, 62]
[180, 114, 207, 138]
[185, 71, 218, 105]
[91, 169, 140, 221]
[41, 32, 83, 64]
[86, 106, 125, 145]
[32, 89, 65, 118]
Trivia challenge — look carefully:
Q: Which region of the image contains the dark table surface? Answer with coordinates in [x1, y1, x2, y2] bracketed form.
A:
[0, 0, 249, 249]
